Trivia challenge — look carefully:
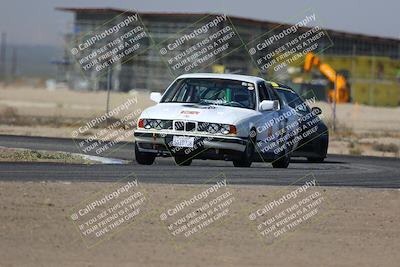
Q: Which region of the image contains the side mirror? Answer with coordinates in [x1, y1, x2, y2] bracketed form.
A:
[150, 92, 162, 103]
[311, 106, 322, 115]
[273, 100, 280, 111]
[259, 100, 275, 111]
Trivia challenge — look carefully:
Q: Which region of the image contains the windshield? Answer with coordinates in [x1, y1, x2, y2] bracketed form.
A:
[161, 78, 257, 110]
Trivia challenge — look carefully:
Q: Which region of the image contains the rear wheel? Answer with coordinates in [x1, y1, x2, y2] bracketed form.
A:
[135, 142, 156, 165]
[174, 155, 192, 166]
[272, 145, 291, 168]
[233, 131, 255, 168]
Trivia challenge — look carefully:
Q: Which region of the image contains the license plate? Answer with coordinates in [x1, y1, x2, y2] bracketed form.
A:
[172, 136, 194, 148]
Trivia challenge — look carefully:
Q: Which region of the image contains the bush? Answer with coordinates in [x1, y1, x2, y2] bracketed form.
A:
[372, 143, 399, 154]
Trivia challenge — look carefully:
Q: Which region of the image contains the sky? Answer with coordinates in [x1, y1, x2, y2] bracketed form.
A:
[0, 0, 399, 46]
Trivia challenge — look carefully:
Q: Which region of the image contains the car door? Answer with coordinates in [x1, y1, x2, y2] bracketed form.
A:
[273, 88, 304, 151]
[254, 81, 285, 156]
[276, 88, 327, 155]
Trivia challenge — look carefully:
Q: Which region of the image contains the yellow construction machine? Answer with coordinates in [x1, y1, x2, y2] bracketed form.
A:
[304, 52, 350, 103]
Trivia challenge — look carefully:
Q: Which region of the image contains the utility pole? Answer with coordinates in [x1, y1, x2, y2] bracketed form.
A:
[0, 32, 7, 81]
[106, 66, 111, 126]
[351, 44, 356, 101]
[369, 49, 375, 106]
[11, 47, 17, 81]
[332, 73, 338, 132]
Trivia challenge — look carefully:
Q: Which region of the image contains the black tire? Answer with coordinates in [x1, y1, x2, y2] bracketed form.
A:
[174, 155, 192, 166]
[307, 157, 325, 163]
[233, 131, 255, 168]
[272, 147, 291, 168]
[135, 142, 156, 165]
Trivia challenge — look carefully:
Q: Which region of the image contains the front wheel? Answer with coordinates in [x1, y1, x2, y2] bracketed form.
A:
[135, 143, 156, 165]
[174, 155, 192, 166]
[233, 132, 255, 168]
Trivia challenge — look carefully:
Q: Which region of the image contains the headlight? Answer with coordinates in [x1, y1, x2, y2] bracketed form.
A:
[221, 124, 230, 135]
[198, 122, 236, 135]
[141, 119, 172, 130]
[207, 123, 220, 134]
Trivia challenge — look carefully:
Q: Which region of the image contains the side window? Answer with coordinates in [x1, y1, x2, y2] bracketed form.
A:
[257, 82, 270, 101]
[266, 85, 282, 106]
[283, 90, 310, 113]
[275, 90, 288, 106]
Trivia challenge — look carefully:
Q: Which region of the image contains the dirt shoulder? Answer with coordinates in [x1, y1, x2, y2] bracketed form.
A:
[0, 181, 398, 267]
[0, 147, 97, 164]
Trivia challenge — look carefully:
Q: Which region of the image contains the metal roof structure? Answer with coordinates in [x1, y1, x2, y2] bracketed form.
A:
[56, 7, 399, 44]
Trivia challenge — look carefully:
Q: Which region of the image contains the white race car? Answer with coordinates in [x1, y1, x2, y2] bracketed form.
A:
[134, 73, 300, 168]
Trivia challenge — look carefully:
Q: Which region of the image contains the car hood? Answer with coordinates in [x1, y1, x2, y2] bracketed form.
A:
[140, 103, 257, 124]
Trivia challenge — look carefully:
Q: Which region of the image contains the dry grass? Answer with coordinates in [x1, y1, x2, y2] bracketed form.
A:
[347, 141, 363, 155]
[324, 118, 355, 138]
[0, 85, 153, 119]
[0, 106, 19, 118]
[372, 143, 399, 154]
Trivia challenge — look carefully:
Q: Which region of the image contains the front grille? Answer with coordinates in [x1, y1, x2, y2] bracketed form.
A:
[174, 121, 185, 131]
[186, 122, 196, 131]
[174, 121, 197, 131]
[172, 121, 229, 134]
[197, 122, 208, 132]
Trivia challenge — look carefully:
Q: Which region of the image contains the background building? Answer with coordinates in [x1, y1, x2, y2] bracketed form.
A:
[57, 7, 400, 106]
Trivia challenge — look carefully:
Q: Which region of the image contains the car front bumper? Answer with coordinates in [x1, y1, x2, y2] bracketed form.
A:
[134, 130, 247, 155]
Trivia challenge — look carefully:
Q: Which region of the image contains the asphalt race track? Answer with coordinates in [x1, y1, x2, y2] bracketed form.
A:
[0, 135, 399, 188]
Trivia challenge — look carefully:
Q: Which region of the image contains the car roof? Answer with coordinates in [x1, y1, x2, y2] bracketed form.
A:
[274, 86, 296, 93]
[266, 81, 296, 93]
[176, 73, 265, 84]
